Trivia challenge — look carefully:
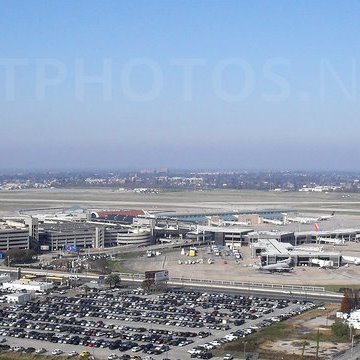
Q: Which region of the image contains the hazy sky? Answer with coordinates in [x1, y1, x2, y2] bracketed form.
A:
[0, 0, 359, 170]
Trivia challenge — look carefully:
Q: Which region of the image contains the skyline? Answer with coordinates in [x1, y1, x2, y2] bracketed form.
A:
[0, 1, 359, 170]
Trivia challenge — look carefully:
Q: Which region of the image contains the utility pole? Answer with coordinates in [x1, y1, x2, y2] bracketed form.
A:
[301, 341, 306, 360]
[316, 328, 320, 360]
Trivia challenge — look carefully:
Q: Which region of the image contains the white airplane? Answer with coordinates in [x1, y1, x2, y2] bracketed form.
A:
[342, 256, 360, 266]
[317, 237, 346, 246]
[287, 216, 318, 224]
[206, 217, 250, 227]
[257, 258, 294, 273]
[311, 259, 334, 268]
[221, 220, 251, 226]
[287, 212, 335, 224]
[262, 218, 284, 225]
[318, 212, 335, 221]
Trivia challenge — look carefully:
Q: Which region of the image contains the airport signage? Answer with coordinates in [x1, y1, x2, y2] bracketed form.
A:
[145, 270, 169, 282]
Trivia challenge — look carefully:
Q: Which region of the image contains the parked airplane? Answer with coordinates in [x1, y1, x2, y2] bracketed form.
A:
[342, 256, 360, 266]
[316, 237, 346, 246]
[206, 217, 250, 227]
[262, 218, 284, 225]
[257, 258, 294, 273]
[311, 259, 334, 268]
[318, 212, 335, 221]
[287, 212, 335, 224]
[221, 220, 251, 227]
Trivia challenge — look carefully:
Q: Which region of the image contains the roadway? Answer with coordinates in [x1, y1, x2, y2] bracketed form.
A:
[332, 341, 360, 360]
[0, 267, 343, 303]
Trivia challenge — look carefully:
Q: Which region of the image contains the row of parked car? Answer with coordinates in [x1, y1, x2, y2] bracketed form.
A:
[187, 302, 317, 359]
[0, 286, 316, 359]
[0, 288, 210, 356]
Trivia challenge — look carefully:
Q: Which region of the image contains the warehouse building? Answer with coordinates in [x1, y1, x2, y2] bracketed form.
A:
[2, 280, 54, 292]
[6, 292, 31, 304]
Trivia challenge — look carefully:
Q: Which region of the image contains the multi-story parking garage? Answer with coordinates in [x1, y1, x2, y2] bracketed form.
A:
[40, 223, 154, 250]
[0, 220, 30, 251]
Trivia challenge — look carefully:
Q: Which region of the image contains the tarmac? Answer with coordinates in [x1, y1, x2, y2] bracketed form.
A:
[2, 188, 360, 215]
[124, 245, 360, 287]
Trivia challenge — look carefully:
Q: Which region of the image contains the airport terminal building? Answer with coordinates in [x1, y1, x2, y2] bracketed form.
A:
[252, 239, 342, 267]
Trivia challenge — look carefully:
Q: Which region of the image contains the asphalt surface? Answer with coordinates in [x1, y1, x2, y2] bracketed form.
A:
[332, 341, 360, 360]
[0, 303, 302, 360]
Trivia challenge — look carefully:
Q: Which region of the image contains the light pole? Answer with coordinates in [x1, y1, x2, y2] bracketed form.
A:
[349, 326, 354, 359]
[243, 341, 247, 359]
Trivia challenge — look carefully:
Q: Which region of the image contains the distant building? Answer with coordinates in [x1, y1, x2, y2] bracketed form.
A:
[39, 221, 153, 250]
[237, 214, 263, 225]
[246, 231, 296, 245]
[2, 280, 53, 292]
[0, 273, 11, 284]
[348, 309, 360, 330]
[252, 238, 341, 267]
[40, 223, 96, 251]
[0, 220, 30, 251]
[195, 225, 254, 246]
[24, 217, 39, 241]
[89, 209, 146, 224]
[116, 228, 153, 246]
[6, 292, 31, 304]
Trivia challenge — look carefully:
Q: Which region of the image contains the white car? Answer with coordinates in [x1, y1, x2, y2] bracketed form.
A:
[107, 354, 118, 360]
[131, 346, 142, 352]
[35, 348, 46, 354]
[52, 349, 63, 355]
[68, 351, 78, 357]
[224, 355, 234, 360]
[210, 341, 220, 346]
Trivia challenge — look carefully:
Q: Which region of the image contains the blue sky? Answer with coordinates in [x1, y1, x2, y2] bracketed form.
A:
[0, 0, 359, 170]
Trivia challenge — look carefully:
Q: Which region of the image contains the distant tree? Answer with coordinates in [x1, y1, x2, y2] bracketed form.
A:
[354, 290, 360, 309]
[141, 279, 153, 292]
[331, 320, 350, 340]
[5, 248, 36, 265]
[29, 238, 40, 253]
[341, 291, 353, 314]
[83, 285, 90, 295]
[105, 274, 121, 288]
[112, 274, 121, 287]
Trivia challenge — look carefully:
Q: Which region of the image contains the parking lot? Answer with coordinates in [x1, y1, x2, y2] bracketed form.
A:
[0, 287, 316, 359]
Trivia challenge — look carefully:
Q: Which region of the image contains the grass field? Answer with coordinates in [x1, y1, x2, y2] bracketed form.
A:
[322, 284, 360, 292]
[107, 259, 134, 274]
